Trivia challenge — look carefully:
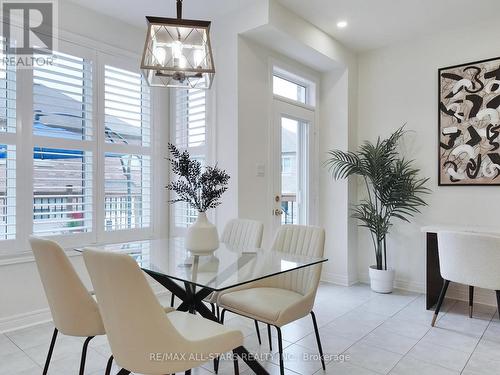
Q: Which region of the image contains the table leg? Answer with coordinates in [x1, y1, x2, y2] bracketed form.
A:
[426, 232, 444, 310]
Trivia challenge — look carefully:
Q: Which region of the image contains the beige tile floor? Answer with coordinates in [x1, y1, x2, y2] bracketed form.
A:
[1, 282, 500, 375]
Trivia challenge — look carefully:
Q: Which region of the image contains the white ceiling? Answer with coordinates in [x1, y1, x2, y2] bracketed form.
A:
[68, 0, 500, 52]
[276, 0, 500, 51]
[67, 0, 255, 29]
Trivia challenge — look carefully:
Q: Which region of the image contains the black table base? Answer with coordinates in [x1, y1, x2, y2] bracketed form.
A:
[144, 270, 269, 375]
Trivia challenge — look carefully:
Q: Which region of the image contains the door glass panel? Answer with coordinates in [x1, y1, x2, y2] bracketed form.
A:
[281, 117, 308, 225]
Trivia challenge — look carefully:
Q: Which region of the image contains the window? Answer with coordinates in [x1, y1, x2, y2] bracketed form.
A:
[0, 40, 16, 242]
[33, 148, 92, 235]
[273, 75, 306, 103]
[103, 65, 151, 232]
[104, 66, 150, 146]
[33, 51, 93, 140]
[170, 88, 208, 233]
[104, 153, 150, 231]
[0, 39, 15, 133]
[273, 66, 315, 106]
[0, 145, 15, 240]
[0, 35, 154, 255]
[32, 51, 94, 236]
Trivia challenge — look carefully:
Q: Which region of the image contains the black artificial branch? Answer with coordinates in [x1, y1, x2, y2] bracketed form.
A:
[166, 143, 230, 212]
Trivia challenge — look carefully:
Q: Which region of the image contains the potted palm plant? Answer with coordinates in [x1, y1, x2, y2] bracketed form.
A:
[326, 127, 430, 293]
[167, 143, 230, 255]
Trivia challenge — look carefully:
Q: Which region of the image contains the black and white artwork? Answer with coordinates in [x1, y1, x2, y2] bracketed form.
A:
[439, 57, 500, 185]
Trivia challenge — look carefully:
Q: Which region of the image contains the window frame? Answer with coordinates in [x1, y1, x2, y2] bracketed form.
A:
[0, 28, 156, 256]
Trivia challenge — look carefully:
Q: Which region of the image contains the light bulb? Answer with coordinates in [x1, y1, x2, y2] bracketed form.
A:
[179, 56, 186, 69]
[172, 40, 183, 67]
[193, 49, 204, 67]
[154, 46, 166, 65]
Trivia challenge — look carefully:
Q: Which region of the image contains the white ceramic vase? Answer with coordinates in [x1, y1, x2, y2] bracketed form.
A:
[185, 212, 219, 255]
[368, 265, 395, 293]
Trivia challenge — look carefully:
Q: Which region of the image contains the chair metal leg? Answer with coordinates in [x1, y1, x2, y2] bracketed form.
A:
[267, 324, 272, 351]
[212, 308, 226, 373]
[469, 286, 474, 318]
[217, 305, 220, 321]
[232, 349, 239, 375]
[211, 303, 216, 315]
[214, 357, 219, 374]
[496, 290, 500, 320]
[276, 326, 284, 375]
[310, 311, 325, 370]
[105, 355, 113, 375]
[432, 279, 450, 327]
[170, 293, 175, 307]
[42, 328, 58, 375]
[79, 336, 95, 375]
[254, 320, 262, 345]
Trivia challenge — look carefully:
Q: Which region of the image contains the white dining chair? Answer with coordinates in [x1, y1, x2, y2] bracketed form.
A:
[217, 224, 326, 375]
[432, 231, 500, 326]
[29, 237, 106, 375]
[83, 248, 245, 375]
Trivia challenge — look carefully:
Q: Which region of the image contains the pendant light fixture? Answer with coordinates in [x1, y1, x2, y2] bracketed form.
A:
[140, 0, 215, 89]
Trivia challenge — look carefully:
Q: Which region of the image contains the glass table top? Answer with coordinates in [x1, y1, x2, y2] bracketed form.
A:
[76, 238, 327, 291]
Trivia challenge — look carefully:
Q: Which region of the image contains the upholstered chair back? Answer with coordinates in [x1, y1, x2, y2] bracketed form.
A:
[438, 231, 500, 290]
[29, 237, 104, 337]
[83, 248, 198, 373]
[221, 218, 264, 249]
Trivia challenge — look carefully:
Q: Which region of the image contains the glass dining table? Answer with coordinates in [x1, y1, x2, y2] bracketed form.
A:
[76, 237, 328, 374]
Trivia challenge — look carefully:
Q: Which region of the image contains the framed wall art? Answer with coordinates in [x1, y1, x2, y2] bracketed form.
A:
[439, 57, 500, 185]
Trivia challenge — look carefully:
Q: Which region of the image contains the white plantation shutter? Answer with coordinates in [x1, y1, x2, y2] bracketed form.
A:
[33, 51, 93, 140]
[0, 40, 16, 243]
[171, 89, 208, 232]
[31, 49, 94, 238]
[104, 66, 150, 146]
[0, 35, 157, 254]
[0, 145, 15, 240]
[0, 39, 16, 133]
[32, 148, 92, 235]
[175, 89, 206, 149]
[103, 63, 151, 233]
[104, 153, 150, 230]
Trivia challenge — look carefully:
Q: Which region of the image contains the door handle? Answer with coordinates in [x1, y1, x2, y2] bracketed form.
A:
[273, 209, 283, 216]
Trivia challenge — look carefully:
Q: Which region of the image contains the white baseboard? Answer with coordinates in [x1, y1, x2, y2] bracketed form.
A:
[357, 272, 425, 294]
[446, 283, 497, 307]
[1, 283, 173, 334]
[0, 308, 52, 334]
[321, 271, 350, 286]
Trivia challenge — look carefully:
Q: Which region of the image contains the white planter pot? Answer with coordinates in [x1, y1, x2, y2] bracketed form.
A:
[368, 265, 395, 294]
[185, 212, 219, 255]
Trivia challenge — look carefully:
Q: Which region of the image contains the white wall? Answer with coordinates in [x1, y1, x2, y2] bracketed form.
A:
[233, 1, 358, 285]
[237, 37, 321, 246]
[357, 21, 500, 304]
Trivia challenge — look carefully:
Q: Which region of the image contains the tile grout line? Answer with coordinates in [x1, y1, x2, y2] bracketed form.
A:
[459, 307, 496, 375]
[329, 292, 424, 374]
[3, 332, 43, 371]
[384, 299, 459, 374]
